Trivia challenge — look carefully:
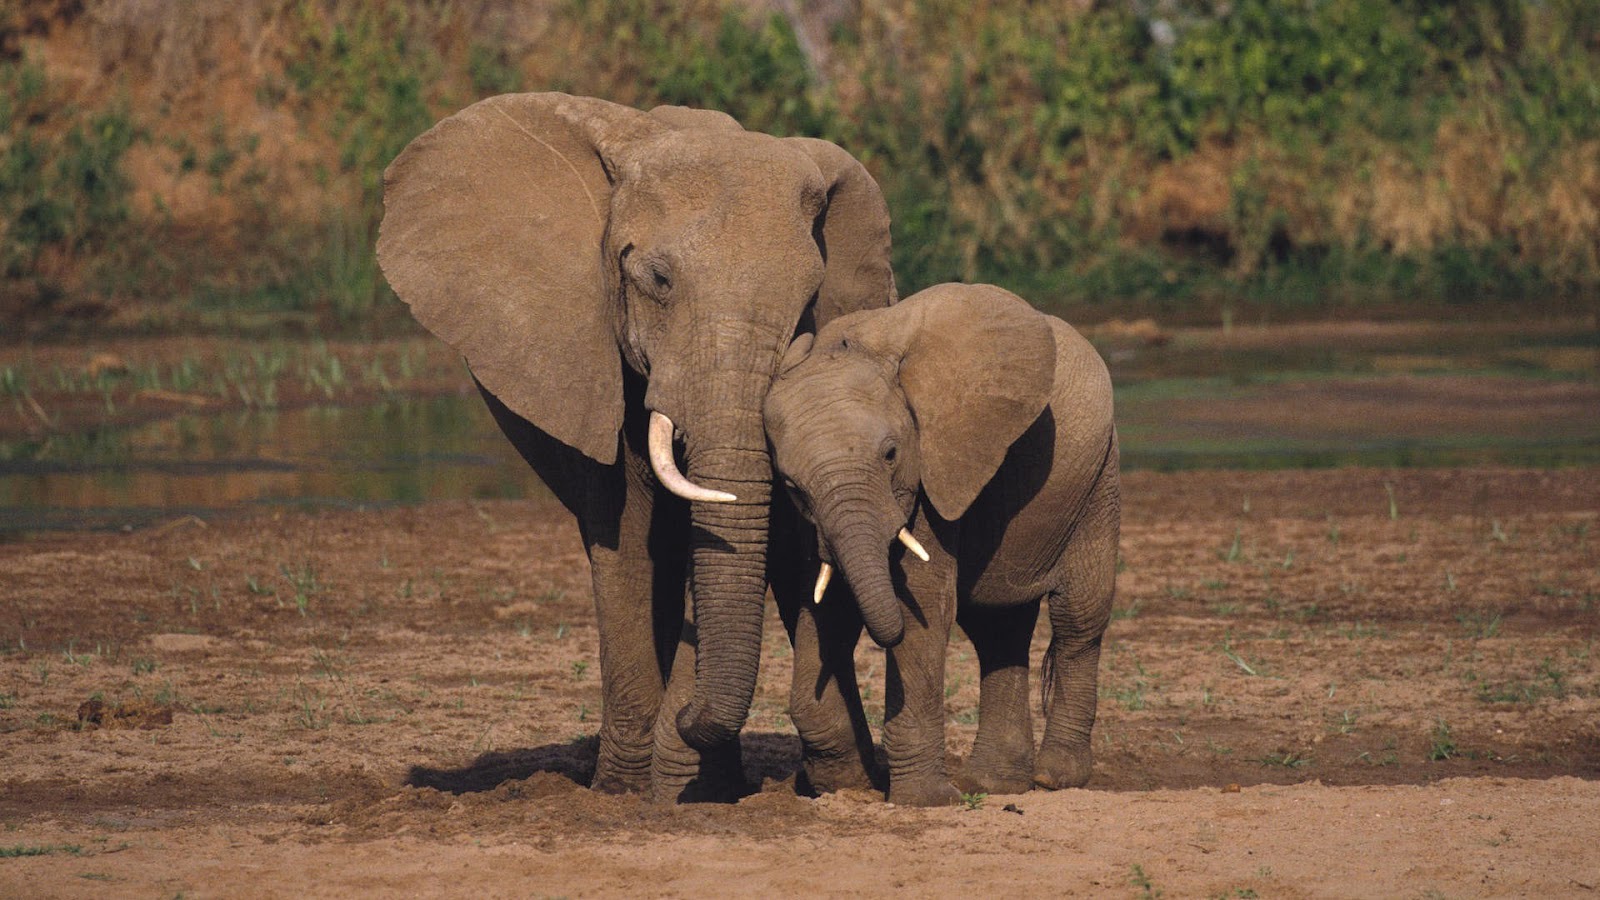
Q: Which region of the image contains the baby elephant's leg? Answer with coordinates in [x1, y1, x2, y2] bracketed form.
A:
[883, 558, 961, 807]
[955, 600, 1040, 795]
[1036, 471, 1120, 790]
[785, 598, 881, 794]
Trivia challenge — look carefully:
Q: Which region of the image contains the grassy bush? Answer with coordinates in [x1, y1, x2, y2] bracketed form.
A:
[0, 58, 139, 318]
[4, 0, 1597, 331]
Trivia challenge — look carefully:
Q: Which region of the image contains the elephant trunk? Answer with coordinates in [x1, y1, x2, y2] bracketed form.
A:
[817, 494, 906, 649]
[673, 341, 779, 752]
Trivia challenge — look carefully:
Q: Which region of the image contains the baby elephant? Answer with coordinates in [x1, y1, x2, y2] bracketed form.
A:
[764, 283, 1120, 806]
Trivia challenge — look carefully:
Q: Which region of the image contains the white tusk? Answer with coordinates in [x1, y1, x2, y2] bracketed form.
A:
[897, 528, 930, 562]
[647, 411, 737, 503]
[813, 562, 833, 604]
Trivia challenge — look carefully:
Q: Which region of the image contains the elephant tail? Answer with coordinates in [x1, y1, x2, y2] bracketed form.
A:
[1040, 628, 1059, 720]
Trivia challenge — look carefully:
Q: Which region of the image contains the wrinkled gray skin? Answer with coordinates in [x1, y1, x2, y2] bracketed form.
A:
[377, 93, 895, 802]
[764, 284, 1121, 806]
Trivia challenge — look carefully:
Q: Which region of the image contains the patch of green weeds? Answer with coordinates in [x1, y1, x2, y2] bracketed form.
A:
[959, 791, 987, 811]
[1353, 736, 1401, 766]
[1102, 661, 1158, 711]
[1474, 658, 1568, 704]
[1129, 863, 1163, 899]
[1457, 608, 1503, 639]
[1220, 530, 1243, 563]
[1110, 598, 1143, 621]
[1256, 750, 1312, 768]
[0, 844, 83, 858]
[1327, 709, 1360, 735]
[1428, 720, 1458, 761]
[1218, 633, 1264, 677]
[279, 562, 320, 616]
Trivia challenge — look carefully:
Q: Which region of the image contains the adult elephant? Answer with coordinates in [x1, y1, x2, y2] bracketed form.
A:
[377, 93, 895, 801]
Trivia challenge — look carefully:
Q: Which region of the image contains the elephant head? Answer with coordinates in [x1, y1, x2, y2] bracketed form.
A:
[377, 93, 894, 750]
[763, 284, 1056, 644]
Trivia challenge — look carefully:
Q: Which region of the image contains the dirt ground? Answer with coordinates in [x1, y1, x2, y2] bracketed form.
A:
[1, 466, 1596, 897]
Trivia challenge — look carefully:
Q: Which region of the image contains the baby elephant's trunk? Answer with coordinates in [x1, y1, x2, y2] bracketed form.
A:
[824, 509, 906, 648]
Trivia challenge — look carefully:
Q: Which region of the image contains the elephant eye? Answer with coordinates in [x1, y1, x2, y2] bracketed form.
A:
[641, 263, 672, 302]
[882, 442, 898, 465]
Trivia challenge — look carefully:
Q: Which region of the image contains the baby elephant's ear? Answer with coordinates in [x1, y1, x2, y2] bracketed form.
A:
[894, 285, 1056, 520]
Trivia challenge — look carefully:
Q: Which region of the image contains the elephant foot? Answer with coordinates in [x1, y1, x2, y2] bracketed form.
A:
[956, 738, 1036, 795]
[954, 758, 1035, 796]
[1033, 744, 1093, 790]
[887, 773, 963, 808]
[799, 749, 882, 796]
[591, 768, 651, 795]
[652, 739, 749, 804]
[591, 748, 653, 795]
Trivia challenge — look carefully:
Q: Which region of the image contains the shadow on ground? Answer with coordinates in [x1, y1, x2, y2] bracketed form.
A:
[404, 732, 809, 796]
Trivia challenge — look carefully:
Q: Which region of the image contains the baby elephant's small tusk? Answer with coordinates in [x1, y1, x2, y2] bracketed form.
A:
[646, 411, 737, 503]
[813, 562, 833, 604]
[898, 528, 930, 562]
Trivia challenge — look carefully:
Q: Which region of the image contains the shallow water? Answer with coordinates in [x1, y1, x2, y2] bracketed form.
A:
[2, 331, 1596, 536]
[0, 397, 545, 535]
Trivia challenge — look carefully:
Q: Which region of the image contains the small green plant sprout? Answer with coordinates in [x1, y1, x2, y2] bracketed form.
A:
[959, 791, 987, 811]
[1110, 598, 1143, 621]
[1219, 633, 1259, 677]
[1219, 530, 1242, 563]
[1257, 749, 1311, 768]
[1428, 720, 1458, 761]
[1456, 608, 1502, 639]
[1383, 481, 1398, 520]
[1129, 863, 1163, 899]
[279, 562, 320, 616]
[570, 660, 589, 680]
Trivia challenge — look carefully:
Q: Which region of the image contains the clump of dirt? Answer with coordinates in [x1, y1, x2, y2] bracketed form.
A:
[74, 697, 173, 730]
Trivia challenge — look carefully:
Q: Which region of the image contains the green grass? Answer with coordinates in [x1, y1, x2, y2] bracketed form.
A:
[1428, 720, 1459, 761]
[0, 844, 83, 858]
[1129, 863, 1164, 900]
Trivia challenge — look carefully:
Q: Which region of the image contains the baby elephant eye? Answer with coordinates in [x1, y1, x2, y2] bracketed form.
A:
[882, 443, 898, 465]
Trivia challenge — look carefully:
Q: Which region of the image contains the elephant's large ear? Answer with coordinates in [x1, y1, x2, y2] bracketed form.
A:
[378, 93, 655, 465]
[884, 284, 1056, 520]
[786, 138, 897, 327]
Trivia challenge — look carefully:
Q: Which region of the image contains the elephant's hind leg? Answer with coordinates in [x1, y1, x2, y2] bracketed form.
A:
[1035, 454, 1119, 791]
[955, 599, 1040, 796]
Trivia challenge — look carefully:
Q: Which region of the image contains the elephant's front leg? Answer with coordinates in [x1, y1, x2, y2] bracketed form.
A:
[776, 583, 880, 795]
[882, 522, 961, 807]
[479, 383, 674, 796]
[650, 598, 747, 802]
[583, 461, 682, 795]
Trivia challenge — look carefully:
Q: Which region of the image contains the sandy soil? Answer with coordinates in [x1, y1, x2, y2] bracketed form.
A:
[2, 467, 1597, 897]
